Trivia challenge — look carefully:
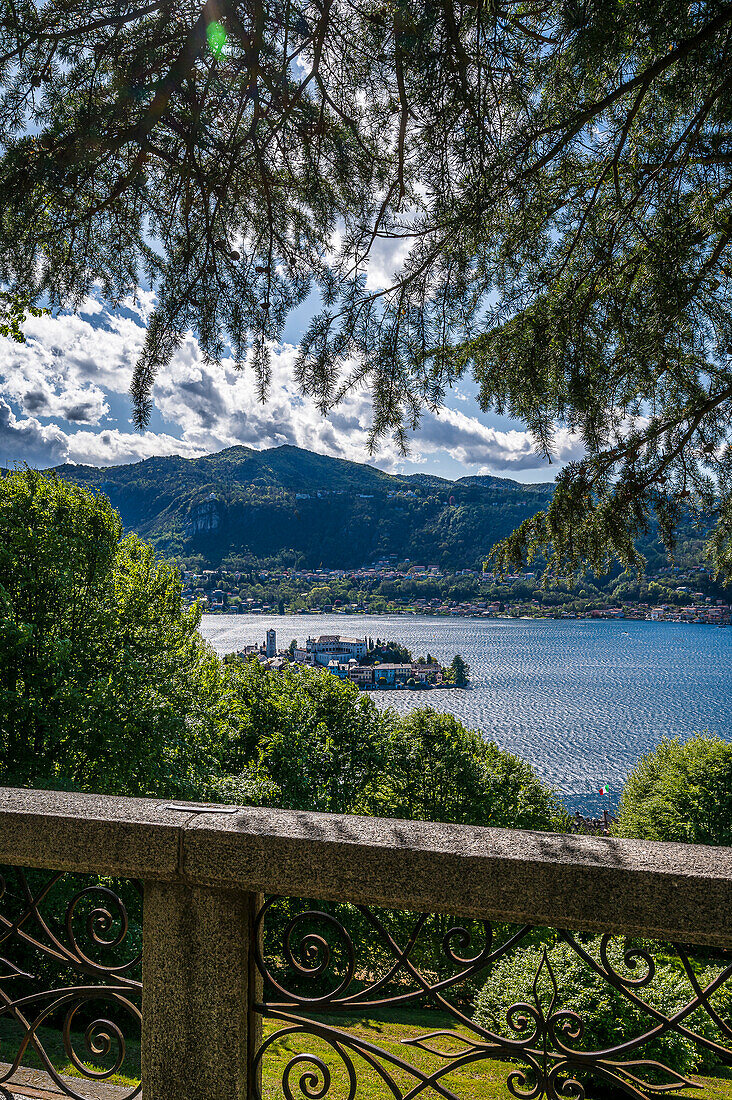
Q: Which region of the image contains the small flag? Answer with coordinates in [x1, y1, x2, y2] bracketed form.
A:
[598, 784, 609, 795]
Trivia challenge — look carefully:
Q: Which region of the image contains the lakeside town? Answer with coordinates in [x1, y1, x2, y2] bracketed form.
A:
[185, 557, 732, 627]
[233, 630, 470, 689]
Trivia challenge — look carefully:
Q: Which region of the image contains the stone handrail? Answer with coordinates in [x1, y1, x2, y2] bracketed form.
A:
[0, 786, 731, 1100]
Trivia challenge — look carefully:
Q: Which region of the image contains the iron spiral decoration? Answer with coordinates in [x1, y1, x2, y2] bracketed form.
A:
[0, 866, 142, 1100]
[253, 897, 732, 1100]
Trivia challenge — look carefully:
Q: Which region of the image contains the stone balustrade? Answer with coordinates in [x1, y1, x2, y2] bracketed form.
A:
[0, 787, 730, 1100]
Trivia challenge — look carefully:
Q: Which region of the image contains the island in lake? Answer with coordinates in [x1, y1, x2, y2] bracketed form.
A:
[232, 630, 469, 689]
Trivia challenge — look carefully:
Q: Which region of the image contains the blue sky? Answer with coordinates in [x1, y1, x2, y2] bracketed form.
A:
[0, 284, 583, 480]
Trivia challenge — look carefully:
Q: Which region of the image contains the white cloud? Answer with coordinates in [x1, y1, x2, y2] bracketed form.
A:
[0, 288, 575, 478]
[0, 399, 69, 468]
[412, 406, 584, 472]
[363, 233, 412, 292]
[65, 428, 204, 467]
[0, 296, 148, 426]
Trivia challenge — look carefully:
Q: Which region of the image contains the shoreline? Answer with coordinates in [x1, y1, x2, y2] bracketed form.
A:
[200, 610, 728, 627]
[359, 682, 468, 692]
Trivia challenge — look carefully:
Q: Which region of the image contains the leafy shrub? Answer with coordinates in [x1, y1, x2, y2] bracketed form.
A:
[614, 735, 732, 846]
[474, 937, 732, 1087]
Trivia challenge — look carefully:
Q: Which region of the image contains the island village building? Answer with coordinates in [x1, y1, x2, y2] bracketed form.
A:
[298, 635, 367, 665]
[242, 632, 443, 687]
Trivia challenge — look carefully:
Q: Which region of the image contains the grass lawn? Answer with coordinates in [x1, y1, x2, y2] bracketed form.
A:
[2, 1009, 732, 1100]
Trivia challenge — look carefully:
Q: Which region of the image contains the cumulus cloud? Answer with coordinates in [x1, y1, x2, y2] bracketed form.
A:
[0, 296, 145, 427]
[0, 287, 576, 478]
[151, 334, 383, 464]
[0, 399, 69, 468]
[65, 428, 204, 467]
[414, 406, 584, 472]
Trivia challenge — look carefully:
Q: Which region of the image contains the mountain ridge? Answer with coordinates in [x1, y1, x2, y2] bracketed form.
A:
[47, 443, 554, 568]
[50, 443, 527, 492]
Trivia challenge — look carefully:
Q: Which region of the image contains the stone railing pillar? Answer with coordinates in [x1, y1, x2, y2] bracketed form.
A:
[142, 882, 262, 1100]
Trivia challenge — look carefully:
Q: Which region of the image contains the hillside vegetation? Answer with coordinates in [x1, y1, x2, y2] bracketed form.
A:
[47, 444, 714, 574]
[50, 444, 554, 569]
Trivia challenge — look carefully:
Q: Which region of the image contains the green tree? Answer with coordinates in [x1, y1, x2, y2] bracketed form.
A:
[449, 653, 469, 686]
[0, 470, 224, 796]
[614, 735, 732, 846]
[362, 640, 413, 666]
[306, 585, 332, 609]
[4, 4, 732, 580]
[223, 660, 388, 814]
[370, 709, 559, 830]
[467, 0, 732, 583]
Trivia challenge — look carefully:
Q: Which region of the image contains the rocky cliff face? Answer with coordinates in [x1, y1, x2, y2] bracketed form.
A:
[191, 497, 220, 533]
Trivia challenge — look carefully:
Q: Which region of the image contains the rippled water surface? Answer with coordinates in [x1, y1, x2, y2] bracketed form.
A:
[199, 614, 732, 812]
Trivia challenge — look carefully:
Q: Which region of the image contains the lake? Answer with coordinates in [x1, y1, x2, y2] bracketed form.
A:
[199, 613, 732, 815]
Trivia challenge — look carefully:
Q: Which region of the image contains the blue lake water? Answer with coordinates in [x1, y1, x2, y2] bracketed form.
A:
[199, 614, 732, 815]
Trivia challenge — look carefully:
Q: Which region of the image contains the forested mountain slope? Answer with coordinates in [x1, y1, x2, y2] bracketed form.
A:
[44, 443, 712, 573]
[50, 444, 554, 569]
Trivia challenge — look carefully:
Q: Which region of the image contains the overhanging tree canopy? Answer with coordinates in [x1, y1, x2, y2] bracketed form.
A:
[1, 0, 732, 576]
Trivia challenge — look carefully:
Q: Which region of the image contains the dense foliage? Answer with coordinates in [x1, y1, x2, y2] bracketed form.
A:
[2, 3, 732, 577]
[362, 638, 414, 665]
[0, 469, 224, 795]
[475, 938, 732, 1081]
[0, 470, 560, 832]
[614, 735, 732, 847]
[219, 659, 388, 814]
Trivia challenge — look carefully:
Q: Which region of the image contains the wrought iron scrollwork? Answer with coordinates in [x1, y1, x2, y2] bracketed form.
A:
[252, 897, 732, 1100]
[0, 866, 142, 1100]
